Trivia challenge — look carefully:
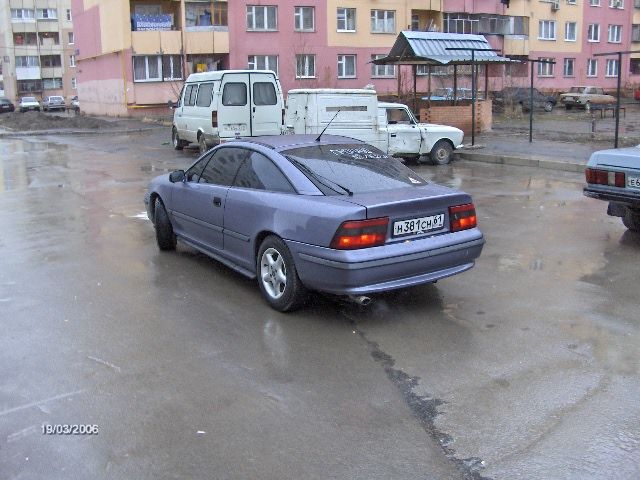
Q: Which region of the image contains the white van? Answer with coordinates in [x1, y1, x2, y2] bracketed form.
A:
[171, 70, 284, 154]
[285, 88, 464, 164]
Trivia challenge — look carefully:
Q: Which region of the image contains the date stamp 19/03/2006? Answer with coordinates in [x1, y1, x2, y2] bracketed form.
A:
[42, 424, 99, 435]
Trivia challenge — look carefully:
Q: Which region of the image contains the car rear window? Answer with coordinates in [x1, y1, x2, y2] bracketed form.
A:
[284, 144, 426, 194]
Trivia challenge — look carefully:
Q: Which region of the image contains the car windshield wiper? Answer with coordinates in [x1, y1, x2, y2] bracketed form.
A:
[287, 157, 353, 196]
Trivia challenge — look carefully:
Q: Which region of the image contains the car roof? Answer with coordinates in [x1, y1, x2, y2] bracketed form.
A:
[230, 134, 365, 152]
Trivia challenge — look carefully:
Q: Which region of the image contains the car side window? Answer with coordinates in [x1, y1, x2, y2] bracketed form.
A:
[253, 82, 277, 106]
[199, 147, 248, 185]
[222, 83, 247, 106]
[185, 153, 212, 182]
[196, 82, 214, 107]
[234, 151, 295, 193]
[184, 84, 198, 106]
[387, 108, 412, 125]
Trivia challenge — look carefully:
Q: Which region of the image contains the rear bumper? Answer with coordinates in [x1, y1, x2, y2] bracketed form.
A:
[287, 229, 484, 295]
[583, 187, 640, 209]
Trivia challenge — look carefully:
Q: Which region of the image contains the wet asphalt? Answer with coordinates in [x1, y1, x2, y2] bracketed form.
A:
[0, 131, 638, 479]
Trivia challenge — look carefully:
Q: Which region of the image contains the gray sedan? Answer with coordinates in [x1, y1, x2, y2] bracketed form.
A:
[145, 135, 484, 311]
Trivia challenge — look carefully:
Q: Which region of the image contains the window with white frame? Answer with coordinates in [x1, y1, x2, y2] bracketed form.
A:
[133, 55, 162, 82]
[590, 0, 600, 5]
[609, 0, 623, 7]
[15, 56, 39, 67]
[337, 8, 356, 32]
[567, 0, 577, 4]
[295, 54, 315, 78]
[537, 57, 554, 76]
[11, 9, 35, 21]
[565, 22, 577, 41]
[42, 77, 62, 89]
[606, 59, 619, 76]
[608, 25, 622, 43]
[246, 5, 277, 31]
[371, 10, 395, 33]
[563, 58, 575, 76]
[248, 55, 278, 75]
[163, 55, 183, 80]
[588, 23, 600, 42]
[68, 32, 74, 44]
[37, 9, 57, 20]
[538, 20, 556, 40]
[371, 54, 395, 77]
[443, 13, 479, 34]
[66, 9, 72, 21]
[337, 55, 356, 78]
[71, 77, 77, 89]
[587, 59, 598, 76]
[294, 7, 314, 31]
[69, 55, 76, 67]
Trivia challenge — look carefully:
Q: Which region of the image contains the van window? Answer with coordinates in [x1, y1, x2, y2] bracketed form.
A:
[222, 83, 247, 106]
[234, 151, 295, 192]
[199, 147, 248, 185]
[196, 82, 214, 107]
[253, 82, 277, 106]
[184, 84, 198, 106]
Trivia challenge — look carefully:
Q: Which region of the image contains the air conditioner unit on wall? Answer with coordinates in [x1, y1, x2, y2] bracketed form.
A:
[551, 1, 560, 10]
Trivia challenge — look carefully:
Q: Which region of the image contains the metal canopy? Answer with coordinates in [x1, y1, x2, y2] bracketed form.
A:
[372, 31, 515, 66]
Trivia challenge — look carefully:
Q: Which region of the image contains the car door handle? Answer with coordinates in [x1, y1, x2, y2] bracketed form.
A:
[390, 134, 397, 137]
[213, 197, 222, 207]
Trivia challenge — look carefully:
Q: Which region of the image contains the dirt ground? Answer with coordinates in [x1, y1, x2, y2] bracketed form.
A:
[0, 111, 141, 131]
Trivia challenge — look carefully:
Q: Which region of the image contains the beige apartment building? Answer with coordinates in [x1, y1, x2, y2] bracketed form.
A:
[0, 0, 77, 102]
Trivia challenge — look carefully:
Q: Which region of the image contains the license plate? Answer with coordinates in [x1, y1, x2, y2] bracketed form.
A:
[225, 124, 247, 132]
[393, 214, 445, 237]
[628, 176, 640, 189]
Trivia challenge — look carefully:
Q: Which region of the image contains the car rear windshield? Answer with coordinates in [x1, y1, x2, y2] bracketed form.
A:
[284, 144, 427, 195]
[23, 97, 36, 102]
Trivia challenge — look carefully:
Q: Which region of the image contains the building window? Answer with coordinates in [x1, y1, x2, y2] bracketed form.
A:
[133, 55, 162, 82]
[72, 77, 77, 89]
[17, 80, 42, 92]
[246, 5, 277, 31]
[567, 0, 577, 4]
[16, 56, 39, 67]
[443, 13, 479, 34]
[69, 55, 76, 67]
[606, 59, 619, 77]
[608, 25, 622, 43]
[43, 77, 63, 89]
[371, 10, 395, 33]
[630, 59, 640, 75]
[13, 33, 37, 45]
[590, 0, 600, 5]
[537, 57, 554, 77]
[41, 55, 62, 67]
[38, 32, 59, 45]
[609, 0, 624, 7]
[588, 24, 600, 42]
[633, 25, 640, 42]
[337, 8, 356, 32]
[213, 2, 227, 26]
[371, 54, 395, 78]
[11, 9, 35, 21]
[248, 55, 278, 75]
[538, 20, 556, 40]
[565, 22, 577, 41]
[295, 54, 315, 78]
[68, 32, 74, 44]
[294, 7, 314, 32]
[185, 2, 227, 28]
[411, 14, 420, 31]
[163, 55, 183, 80]
[563, 58, 575, 76]
[337, 55, 356, 78]
[37, 9, 58, 20]
[587, 59, 598, 77]
[66, 9, 72, 21]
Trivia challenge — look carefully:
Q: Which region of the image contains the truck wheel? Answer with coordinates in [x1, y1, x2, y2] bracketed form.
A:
[430, 140, 454, 165]
[172, 127, 184, 150]
[544, 102, 554, 112]
[622, 209, 640, 232]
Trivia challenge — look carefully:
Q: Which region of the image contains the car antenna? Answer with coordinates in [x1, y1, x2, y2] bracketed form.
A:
[315, 109, 340, 142]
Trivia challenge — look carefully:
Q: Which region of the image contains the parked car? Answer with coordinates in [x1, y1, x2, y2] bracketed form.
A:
[144, 134, 484, 311]
[560, 86, 615, 110]
[19, 97, 41, 112]
[42, 95, 66, 111]
[492, 87, 556, 112]
[0, 97, 15, 113]
[70, 96, 80, 112]
[584, 146, 640, 232]
[423, 87, 485, 102]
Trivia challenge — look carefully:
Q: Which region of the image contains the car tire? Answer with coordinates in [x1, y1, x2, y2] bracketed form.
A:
[198, 135, 208, 155]
[565, 104, 572, 111]
[154, 198, 177, 251]
[544, 102, 554, 112]
[622, 209, 640, 232]
[430, 140, 454, 165]
[172, 127, 184, 151]
[257, 236, 307, 312]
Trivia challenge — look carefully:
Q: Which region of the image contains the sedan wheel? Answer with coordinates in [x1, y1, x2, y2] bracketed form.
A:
[622, 209, 640, 232]
[154, 198, 177, 251]
[430, 140, 454, 165]
[257, 236, 307, 312]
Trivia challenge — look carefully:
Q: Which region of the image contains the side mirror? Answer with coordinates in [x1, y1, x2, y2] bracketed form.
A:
[167, 100, 175, 109]
[169, 170, 185, 183]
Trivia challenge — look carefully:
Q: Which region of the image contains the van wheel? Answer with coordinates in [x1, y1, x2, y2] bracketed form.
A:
[430, 140, 454, 165]
[198, 135, 208, 155]
[172, 127, 184, 150]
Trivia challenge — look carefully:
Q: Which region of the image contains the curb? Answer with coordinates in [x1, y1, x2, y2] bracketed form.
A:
[457, 151, 586, 173]
[0, 126, 164, 138]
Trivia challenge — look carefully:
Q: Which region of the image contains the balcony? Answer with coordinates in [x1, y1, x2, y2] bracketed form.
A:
[184, 30, 229, 55]
[504, 35, 530, 56]
[410, 9, 442, 32]
[132, 30, 182, 55]
[16, 66, 41, 80]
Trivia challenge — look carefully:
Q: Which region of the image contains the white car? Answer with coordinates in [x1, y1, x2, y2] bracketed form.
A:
[19, 96, 41, 112]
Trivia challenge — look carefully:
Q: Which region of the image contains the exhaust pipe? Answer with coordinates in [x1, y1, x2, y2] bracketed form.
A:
[348, 295, 372, 306]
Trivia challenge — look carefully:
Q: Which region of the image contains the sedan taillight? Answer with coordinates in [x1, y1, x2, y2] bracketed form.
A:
[585, 168, 625, 187]
[449, 204, 477, 232]
[330, 217, 389, 250]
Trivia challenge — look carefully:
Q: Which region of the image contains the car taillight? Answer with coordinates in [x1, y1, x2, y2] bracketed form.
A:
[212, 111, 218, 128]
[585, 168, 625, 187]
[449, 204, 477, 232]
[330, 217, 389, 250]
